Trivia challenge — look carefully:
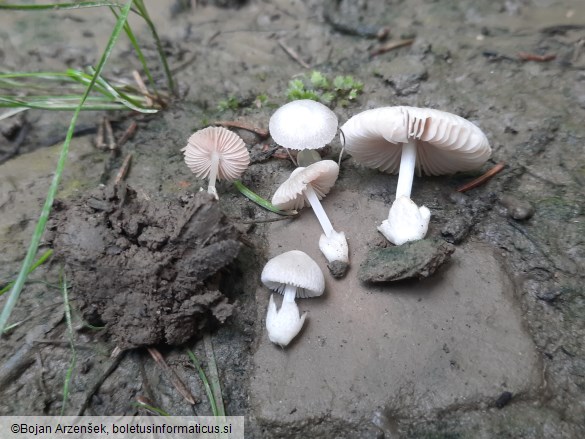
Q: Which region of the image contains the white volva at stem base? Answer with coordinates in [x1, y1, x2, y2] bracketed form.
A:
[396, 141, 417, 199]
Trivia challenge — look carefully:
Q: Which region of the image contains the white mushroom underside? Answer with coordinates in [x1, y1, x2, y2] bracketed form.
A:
[341, 106, 491, 175]
[261, 250, 325, 298]
[183, 126, 250, 181]
[271, 160, 339, 211]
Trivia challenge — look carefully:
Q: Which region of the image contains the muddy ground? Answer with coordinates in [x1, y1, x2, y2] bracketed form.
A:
[1, 0, 584, 437]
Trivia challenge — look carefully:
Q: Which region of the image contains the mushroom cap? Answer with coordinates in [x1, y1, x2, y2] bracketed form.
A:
[269, 99, 339, 150]
[271, 160, 339, 211]
[340, 106, 491, 175]
[261, 250, 325, 298]
[183, 126, 250, 181]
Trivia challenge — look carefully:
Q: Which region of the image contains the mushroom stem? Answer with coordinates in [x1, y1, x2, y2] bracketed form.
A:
[396, 140, 417, 199]
[207, 151, 220, 197]
[283, 284, 297, 303]
[304, 184, 334, 238]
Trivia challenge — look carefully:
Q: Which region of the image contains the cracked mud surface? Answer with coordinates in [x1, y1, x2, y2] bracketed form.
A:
[1, 0, 584, 437]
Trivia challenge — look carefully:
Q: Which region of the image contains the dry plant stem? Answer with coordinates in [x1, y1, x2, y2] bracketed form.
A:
[517, 52, 556, 62]
[77, 350, 126, 416]
[456, 162, 506, 192]
[104, 117, 116, 150]
[370, 39, 414, 57]
[117, 120, 138, 147]
[96, 117, 106, 148]
[213, 120, 269, 138]
[284, 147, 298, 167]
[114, 153, 133, 185]
[132, 70, 153, 107]
[147, 347, 198, 405]
[278, 39, 311, 68]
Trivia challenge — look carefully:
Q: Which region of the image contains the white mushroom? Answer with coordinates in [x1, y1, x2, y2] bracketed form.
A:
[341, 106, 491, 245]
[269, 99, 338, 151]
[271, 160, 349, 278]
[182, 126, 250, 199]
[261, 250, 325, 347]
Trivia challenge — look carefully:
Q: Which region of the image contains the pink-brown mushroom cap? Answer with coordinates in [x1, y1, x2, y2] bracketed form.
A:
[183, 126, 250, 181]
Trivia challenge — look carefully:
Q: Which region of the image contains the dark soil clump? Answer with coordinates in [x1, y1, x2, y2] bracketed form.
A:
[47, 185, 242, 349]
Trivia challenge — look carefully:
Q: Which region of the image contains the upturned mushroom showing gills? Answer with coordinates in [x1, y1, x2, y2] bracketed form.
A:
[182, 126, 250, 199]
[271, 160, 350, 278]
[269, 99, 338, 165]
[262, 250, 325, 347]
[341, 106, 491, 245]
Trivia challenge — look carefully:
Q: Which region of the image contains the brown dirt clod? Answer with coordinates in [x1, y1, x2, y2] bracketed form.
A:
[47, 185, 242, 350]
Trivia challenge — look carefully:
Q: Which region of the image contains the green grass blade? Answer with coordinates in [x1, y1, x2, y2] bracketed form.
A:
[110, 6, 158, 93]
[60, 271, 76, 416]
[186, 349, 218, 417]
[0, 249, 53, 296]
[132, 402, 171, 416]
[0, 0, 135, 335]
[0, 1, 120, 11]
[233, 180, 298, 216]
[204, 334, 225, 417]
[132, 0, 175, 94]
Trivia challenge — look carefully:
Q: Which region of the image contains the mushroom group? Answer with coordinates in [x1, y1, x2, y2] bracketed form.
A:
[341, 106, 491, 245]
[262, 250, 325, 347]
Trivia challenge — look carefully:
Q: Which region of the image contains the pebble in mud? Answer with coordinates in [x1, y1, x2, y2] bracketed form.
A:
[499, 195, 535, 220]
[359, 238, 455, 283]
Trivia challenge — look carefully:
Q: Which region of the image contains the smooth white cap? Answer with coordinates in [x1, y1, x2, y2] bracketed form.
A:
[341, 106, 491, 175]
[271, 160, 339, 211]
[261, 250, 325, 298]
[269, 99, 338, 150]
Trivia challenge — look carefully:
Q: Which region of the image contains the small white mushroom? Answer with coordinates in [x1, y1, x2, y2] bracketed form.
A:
[261, 250, 325, 347]
[271, 160, 349, 278]
[269, 99, 338, 150]
[341, 106, 491, 245]
[182, 126, 250, 199]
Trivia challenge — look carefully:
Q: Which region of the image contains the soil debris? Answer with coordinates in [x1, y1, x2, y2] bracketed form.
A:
[499, 195, 535, 221]
[358, 238, 455, 283]
[47, 185, 242, 349]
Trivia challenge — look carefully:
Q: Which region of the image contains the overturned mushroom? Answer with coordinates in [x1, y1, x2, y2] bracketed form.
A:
[272, 160, 349, 278]
[182, 126, 250, 199]
[262, 250, 325, 347]
[341, 106, 491, 245]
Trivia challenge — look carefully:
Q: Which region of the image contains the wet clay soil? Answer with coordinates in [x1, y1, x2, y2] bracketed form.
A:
[1, 0, 585, 438]
[47, 186, 241, 349]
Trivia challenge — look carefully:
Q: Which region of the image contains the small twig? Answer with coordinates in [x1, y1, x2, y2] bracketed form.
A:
[278, 39, 311, 69]
[370, 39, 414, 57]
[517, 52, 556, 62]
[95, 117, 106, 149]
[212, 120, 269, 138]
[117, 121, 138, 147]
[132, 70, 153, 107]
[147, 347, 198, 405]
[77, 350, 126, 415]
[114, 153, 133, 185]
[456, 162, 505, 192]
[104, 117, 116, 150]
